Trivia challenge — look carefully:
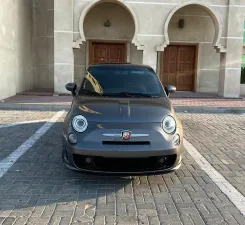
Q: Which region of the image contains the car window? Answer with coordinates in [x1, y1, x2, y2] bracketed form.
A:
[78, 66, 166, 98]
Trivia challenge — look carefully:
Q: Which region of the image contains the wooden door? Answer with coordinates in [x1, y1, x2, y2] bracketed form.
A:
[90, 42, 126, 64]
[160, 45, 196, 91]
[160, 46, 178, 88]
[92, 43, 107, 64]
[177, 46, 195, 91]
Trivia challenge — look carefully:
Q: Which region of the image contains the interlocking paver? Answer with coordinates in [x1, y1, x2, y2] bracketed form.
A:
[0, 110, 56, 161]
[0, 111, 244, 224]
[179, 113, 245, 197]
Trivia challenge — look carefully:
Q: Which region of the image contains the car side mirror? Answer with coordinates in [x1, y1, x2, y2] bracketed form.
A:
[165, 85, 176, 97]
[65, 83, 77, 96]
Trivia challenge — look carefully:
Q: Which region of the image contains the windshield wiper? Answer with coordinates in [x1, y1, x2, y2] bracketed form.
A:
[97, 92, 131, 97]
[127, 93, 157, 98]
[102, 92, 157, 98]
[81, 90, 158, 98]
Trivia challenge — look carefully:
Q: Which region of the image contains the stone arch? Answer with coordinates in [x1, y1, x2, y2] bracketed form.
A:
[75, 0, 143, 50]
[157, 1, 225, 52]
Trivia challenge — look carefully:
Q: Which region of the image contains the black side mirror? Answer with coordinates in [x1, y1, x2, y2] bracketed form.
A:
[165, 85, 176, 97]
[65, 83, 77, 96]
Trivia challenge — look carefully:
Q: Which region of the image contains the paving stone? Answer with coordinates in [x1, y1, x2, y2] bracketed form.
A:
[0, 111, 244, 224]
[26, 217, 50, 225]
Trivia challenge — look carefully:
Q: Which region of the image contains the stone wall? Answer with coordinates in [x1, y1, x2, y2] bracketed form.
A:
[74, 45, 86, 85]
[0, 0, 33, 99]
[32, 0, 54, 89]
[83, 2, 134, 41]
[130, 44, 143, 65]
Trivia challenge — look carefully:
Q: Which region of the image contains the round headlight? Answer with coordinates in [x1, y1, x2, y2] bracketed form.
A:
[72, 115, 88, 133]
[162, 116, 176, 134]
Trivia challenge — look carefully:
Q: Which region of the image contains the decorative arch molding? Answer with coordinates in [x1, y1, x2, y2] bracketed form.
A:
[73, 0, 144, 50]
[156, 1, 226, 53]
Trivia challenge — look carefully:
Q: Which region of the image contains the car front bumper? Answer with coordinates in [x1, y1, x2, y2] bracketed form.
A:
[62, 137, 183, 175]
[62, 120, 183, 175]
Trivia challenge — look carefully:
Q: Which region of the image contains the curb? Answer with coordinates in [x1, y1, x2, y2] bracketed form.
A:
[174, 105, 245, 114]
[0, 103, 71, 111]
[1, 103, 245, 113]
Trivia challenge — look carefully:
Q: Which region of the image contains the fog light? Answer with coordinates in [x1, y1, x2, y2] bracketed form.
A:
[68, 133, 77, 144]
[159, 157, 165, 164]
[173, 134, 180, 147]
[85, 157, 92, 163]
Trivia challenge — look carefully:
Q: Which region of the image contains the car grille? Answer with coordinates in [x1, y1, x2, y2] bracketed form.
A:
[102, 141, 150, 145]
[73, 154, 177, 172]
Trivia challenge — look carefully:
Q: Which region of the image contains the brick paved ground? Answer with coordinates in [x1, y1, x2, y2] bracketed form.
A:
[172, 99, 245, 107]
[0, 111, 56, 124]
[179, 114, 245, 197]
[0, 111, 245, 224]
[0, 111, 56, 161]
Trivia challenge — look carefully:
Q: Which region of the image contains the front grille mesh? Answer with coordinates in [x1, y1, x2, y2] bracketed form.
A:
[102, 141, 150, 145]
[73, 154, 177, 172]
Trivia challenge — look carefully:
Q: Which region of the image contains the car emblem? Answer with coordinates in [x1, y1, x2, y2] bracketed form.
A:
[121, 130, 131, 140]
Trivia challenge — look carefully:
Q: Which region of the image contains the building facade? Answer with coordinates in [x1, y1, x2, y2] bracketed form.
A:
[243, 22, 245, 68]
[1, 0, 245, 100]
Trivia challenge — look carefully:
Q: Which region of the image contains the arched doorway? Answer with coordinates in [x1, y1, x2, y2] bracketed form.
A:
[83, 1, 136, 64]
[73, 0, 143, 84]
[158, 3, 223, 93]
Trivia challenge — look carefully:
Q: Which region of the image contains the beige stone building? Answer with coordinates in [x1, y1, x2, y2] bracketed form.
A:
[1, 0, 245, 100]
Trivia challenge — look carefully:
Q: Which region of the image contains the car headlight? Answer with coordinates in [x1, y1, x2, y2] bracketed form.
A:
[72, 115, 88, 133]
[162, 115, 176, 134]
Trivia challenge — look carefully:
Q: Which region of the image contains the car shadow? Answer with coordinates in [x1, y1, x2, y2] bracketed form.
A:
[0, 122, 47, 161]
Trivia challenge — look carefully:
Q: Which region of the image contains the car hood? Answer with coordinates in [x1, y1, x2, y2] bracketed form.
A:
[73, 96, 174, 123]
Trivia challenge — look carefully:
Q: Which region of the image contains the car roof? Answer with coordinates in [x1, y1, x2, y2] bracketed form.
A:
[87, 62, 153, 70]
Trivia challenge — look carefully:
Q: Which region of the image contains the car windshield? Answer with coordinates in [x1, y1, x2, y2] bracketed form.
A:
[78, 65, 166, 98]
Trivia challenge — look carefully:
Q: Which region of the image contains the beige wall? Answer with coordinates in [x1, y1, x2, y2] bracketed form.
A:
[198, 44, 220, 92]
[32, 0, 54, 89]
[0, 0, 33, 100]
[130, 44, 143, 64]
[169, 5, 215, 43]
[74, 45, 86, 85]
[84, 2, 134, 41]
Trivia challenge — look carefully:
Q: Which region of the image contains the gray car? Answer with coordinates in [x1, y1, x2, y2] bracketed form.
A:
[62, 63, 183, 175]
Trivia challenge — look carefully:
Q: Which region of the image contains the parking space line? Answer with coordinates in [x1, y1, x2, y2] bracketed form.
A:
[184, 138, 245, 217]
[0, 120, 48, 129]
[0, 111, 65, 179]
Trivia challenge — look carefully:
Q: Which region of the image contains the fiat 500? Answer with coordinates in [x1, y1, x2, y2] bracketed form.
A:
[62, 63, 183, 175]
